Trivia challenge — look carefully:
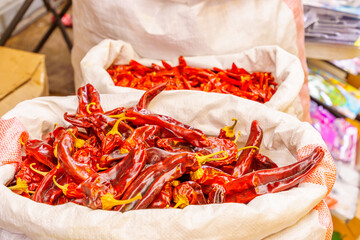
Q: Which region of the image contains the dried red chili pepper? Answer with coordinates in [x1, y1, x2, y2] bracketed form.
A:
[173, 181, 206, 209]
[232, 120, 263, 177]
[76, 84, 104, 116]
[125, 108, 210, 148]
[148, 182, 173, 208]
[56, 130, 96, 183]
[117, 151, 226, 212]
[25, 140, 56, 169]
[33, 167, 63, 204]
[224, 147, 324, 204]
[252, 153, 278, 171]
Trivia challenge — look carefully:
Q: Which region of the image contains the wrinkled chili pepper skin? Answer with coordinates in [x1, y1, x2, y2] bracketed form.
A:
[57, 131, 96, 183]
[173, 181, 206, 207]
[206, 184, 226, 204]
[83, 145, 146, 201]
[253, 153, 278, 171]
[191, 165, 236, 187]
[125, 108, 210, 148]
[145, 147, 178, 165]
[15, 156, 49, 192]
[25, 140, 56, 169]
[33, 167, 63, 204]
[196, 137, 238, 167]
[117, 153, 200, 212]
[149, 182, 173, 208]
[77, 84, 104, 115]
[232, 120, 263, 177]
[224, 147, 324, 204]
[121, 125, 171, 152]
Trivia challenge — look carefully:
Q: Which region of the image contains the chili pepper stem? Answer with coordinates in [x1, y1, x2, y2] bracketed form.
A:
[107, 113, 127, 119]
[233, 131, 241, 144]
[54, 144, 58, 158]
[190, 167, 205, 180]
[8, 178, 30, 194]
[237, 146, 259, 152]
[96, 164, 108, 171]
[196, 150, 229, 165]
[173, 195, 189, 209]
[69, 129, 86, 148]
[52, 175, 69, 195]
[86, 102, 96, 114]
[20, 136, 25, 146]
[222, 118, 238, 138]
[29, 163, 48, 176]
[101, 193, 142, 210]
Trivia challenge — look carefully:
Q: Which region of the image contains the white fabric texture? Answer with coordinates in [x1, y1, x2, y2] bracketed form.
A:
[71, 0, 298, 91]
[0, 90, 329, 240]
[80, 39, 304, 118]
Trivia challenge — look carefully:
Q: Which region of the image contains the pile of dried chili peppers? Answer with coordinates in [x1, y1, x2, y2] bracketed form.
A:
[107, 57, 277, 103]
[7, 82, 323, 211]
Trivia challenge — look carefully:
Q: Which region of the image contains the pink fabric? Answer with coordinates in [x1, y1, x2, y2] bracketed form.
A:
[0, 118, 27, 171]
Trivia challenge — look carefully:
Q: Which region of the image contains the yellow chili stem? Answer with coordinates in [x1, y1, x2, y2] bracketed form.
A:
[69, 129, 86, 148]
[222, 118, 238, 138]
[196, 150, 229, 165]
[101, 193, 142, 210]
[190, 167, 205, 181]
[20, 136, 25, 146]
[52, 176, 69, 195]
[173, 195, 189, 209]
[29, 163, 48, 176]
[86, 102, 96, 114]
[96, 164, 108, 171]
[233, 131, 241, 144]
[237, 146, 259, 152]
[8, 178, 30, 194]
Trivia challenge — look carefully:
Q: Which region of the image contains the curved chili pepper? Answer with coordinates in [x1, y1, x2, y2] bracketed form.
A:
[33, 167, 63, 204]
[224, 146, 324, 204]
[232, 120, 263, 177]
[76, 84, 104, 116]
[125, 108, 210, 148]
[57, 130, 96, 183]
[137, 81, 168, 109]
[25, 139, 56, 169]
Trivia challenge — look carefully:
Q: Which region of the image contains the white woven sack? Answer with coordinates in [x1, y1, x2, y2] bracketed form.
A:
[71, 0, 306, 90]
[0, 89, 335, 239]
[80, 39, 304, 119]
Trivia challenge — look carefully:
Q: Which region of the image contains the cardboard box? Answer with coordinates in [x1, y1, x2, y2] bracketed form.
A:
[0, 46, 48, 116]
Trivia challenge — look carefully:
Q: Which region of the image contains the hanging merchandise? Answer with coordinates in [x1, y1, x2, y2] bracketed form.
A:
[308, 64, 360, 120]
[310, 101, 358, 167]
